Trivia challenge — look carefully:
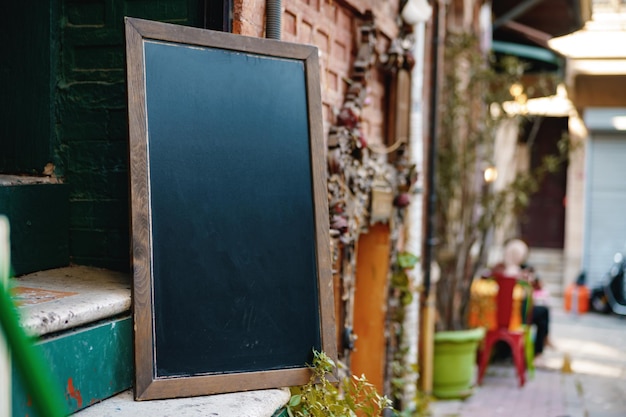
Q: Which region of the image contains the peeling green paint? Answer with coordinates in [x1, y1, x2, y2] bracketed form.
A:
[12, 316, 133, 417]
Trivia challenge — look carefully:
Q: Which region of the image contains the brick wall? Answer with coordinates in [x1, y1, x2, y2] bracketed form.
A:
[235, 0, 398, 147]
[33, 0, 399, 272]
[57, 0, 202, 270]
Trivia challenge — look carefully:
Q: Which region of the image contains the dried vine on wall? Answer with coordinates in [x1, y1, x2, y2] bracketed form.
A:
[326, 14, 417, 405]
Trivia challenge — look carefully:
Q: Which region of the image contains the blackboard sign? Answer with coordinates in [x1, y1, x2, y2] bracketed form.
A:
[125, 18, 336, 400]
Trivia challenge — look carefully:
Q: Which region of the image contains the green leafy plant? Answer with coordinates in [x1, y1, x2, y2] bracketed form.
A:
[387, 251, 419, 415]
[434, 31, 572, 331]
[391, 251, 420, 310]
[389, 388, 432, 417]
[287, 350, 393, 417]
[387, 251, 431, 416]
[387, 361, 432, 417]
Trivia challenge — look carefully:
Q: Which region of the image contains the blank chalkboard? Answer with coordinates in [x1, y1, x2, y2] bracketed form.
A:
[125, 18, 336, 400]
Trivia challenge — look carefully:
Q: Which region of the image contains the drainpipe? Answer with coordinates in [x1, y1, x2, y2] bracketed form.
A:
[419, 0, 445, 395]
[266, 0, 282, 40]
[423, 0, 444, 302]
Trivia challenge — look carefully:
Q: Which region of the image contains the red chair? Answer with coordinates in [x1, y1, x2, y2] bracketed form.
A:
[476, 272, 530, 387]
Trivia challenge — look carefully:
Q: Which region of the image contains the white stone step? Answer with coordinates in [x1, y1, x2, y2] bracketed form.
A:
[73, 388, 290, 417]
[527, 248, 565, 296]
[10, 266, 290, 416]
[13, 265, 131, 336]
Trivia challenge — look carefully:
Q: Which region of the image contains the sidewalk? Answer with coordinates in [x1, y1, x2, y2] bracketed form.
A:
[429, 303, 626, 417]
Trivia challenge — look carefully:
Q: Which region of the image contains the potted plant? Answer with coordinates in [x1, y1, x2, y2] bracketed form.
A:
[429, 31, 571, 398]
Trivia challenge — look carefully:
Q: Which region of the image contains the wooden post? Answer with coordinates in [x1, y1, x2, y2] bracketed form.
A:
[351, 223, 391, 393]
[418, 284, 435, 394]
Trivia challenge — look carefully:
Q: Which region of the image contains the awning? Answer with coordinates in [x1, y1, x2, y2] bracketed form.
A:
[492, 40, 562, 66]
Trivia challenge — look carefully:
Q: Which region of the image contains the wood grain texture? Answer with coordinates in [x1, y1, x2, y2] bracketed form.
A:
[136, 368, 311, 401]
[351, 224, 391, 393]
[125, 18, 155, 399]
[306, 51, 338, 375]
[125, 17, 336, 399]
[128, 17, 315, 60]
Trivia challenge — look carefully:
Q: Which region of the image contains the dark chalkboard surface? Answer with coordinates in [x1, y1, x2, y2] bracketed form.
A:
[125, 18, 335, 400]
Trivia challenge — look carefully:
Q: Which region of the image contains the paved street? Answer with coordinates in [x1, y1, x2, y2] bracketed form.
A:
[429, 301, 626, 417]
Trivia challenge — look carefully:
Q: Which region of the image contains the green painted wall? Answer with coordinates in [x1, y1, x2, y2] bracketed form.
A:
[56, 0, 202, 271]
[12, 316, 133, 417]
[2, 1, 217, 272]
[0, 4, 56, 174]
[0, 185, 69, 276]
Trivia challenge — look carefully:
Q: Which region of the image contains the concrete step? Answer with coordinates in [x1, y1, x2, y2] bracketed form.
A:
[10, 266, 132, 416]
[9, 266, 290, 417]
[527, 248, 565, 296]
[73, 389, 290, 417]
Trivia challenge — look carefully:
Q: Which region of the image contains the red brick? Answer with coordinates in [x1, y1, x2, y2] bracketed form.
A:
[254, 0, 392, 143]
[332, 39, 347, 61]
[322, 1, 336, 20]
[315, 29, 330, 53]
[337, 7, 351, 28]
[327, 70, 339, 92]
[284, 10, 297, 36]
[299, 20, 313, 44]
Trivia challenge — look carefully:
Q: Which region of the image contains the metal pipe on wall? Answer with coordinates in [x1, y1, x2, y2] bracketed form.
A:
[419, 0, 446, 395]
[266, 0, 282, 40]
[423, 0, 445, 301]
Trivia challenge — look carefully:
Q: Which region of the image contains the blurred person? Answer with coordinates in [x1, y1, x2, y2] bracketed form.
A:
[522, 265, 552, 361]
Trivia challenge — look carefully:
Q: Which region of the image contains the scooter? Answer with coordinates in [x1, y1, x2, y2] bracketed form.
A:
[590, 252, 626, 315]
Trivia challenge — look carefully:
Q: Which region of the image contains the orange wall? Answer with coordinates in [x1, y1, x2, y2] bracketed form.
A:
[351, 223, 391, 393]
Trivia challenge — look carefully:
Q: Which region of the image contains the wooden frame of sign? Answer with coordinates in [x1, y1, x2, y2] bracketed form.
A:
[125, 17, 336, 401]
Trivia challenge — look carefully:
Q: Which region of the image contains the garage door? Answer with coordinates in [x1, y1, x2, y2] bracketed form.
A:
[584, 134, 626, 288]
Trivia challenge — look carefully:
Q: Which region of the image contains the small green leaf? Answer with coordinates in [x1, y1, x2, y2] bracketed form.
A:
[289, 394, 302, 407]
[391, 271, 409, 288]
[397, 251, 419, 269]
[401, 291, 413, 306]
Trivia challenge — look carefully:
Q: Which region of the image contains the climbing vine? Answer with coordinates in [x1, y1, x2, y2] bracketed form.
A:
[325, 12, 422, 414]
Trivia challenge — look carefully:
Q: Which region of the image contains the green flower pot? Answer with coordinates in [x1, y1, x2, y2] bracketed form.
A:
[433, 327, 485, 399]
